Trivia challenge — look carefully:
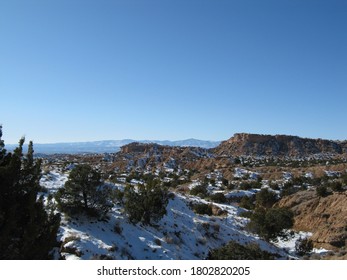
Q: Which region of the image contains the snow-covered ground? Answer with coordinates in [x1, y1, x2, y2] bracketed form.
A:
[40, 171, 68, 192]
[40, 170, 313, 260]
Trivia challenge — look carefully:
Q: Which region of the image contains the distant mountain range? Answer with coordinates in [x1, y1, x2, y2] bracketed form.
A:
[5, 139, 221, 154]
[6, 133, 347, 156]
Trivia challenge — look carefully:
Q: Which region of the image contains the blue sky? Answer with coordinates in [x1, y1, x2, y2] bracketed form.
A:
[1, 0, 346, 144]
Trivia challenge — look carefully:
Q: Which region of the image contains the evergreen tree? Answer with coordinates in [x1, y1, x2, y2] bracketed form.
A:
[247, 207, 294, 241]
[255, 188, 278, 209]
[124, 180, 169, 225]
[0, 127, 61, 259]
[56, 164, 112, 216]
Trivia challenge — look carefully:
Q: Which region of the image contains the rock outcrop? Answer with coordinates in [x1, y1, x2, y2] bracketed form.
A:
[214, 133, 346, 157]
[112, 142, 213, 171]
[277, 190, 347, 250]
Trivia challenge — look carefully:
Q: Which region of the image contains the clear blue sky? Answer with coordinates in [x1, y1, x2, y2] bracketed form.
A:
[1, 0, 346, 144]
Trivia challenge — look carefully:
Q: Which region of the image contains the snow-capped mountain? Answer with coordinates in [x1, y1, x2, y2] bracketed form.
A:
[6, 139, 221, 154]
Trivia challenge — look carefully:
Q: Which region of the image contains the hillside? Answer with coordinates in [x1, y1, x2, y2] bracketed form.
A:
[40, 170, 299, 260]
[278, 190, 347, 251]
[7, 131, 347, 260]
[110, 142, 213, 172]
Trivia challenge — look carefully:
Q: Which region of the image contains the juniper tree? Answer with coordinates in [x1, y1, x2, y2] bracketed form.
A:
[124, 180, 169, 225]
[0, 127, 61, 259]
[56, 164, 112, 216]
[255, 188, 278, 209]
[247, 207, 294, 241]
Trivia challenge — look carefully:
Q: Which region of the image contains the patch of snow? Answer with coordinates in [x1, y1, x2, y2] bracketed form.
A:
[274, 231, 312, 255]
[234, 168, 259, 180]
[283, 172, 293, 181]
[225, 190, 256, 198]
[324, 170, 341, 177]
[40, 171, 68, 192]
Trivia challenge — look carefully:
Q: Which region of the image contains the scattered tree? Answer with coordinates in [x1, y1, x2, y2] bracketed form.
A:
[193, 203, 213, 216]
[209, 192, 227, 203]
[190, 184, 208, 198]
[255, 188, 278, 209]
[124, 180, 169, 225]
[239, 195, 255, 210]
[56, 164, 112, 216]
[247, 207, 294, 241]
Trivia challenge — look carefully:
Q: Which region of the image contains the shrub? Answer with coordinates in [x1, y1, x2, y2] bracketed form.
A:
[124, 180, 169, 225]
[209, 193, 227, 203]
[154, 238, 162, 246]
[316, 185, 329, 197]
[329, 181, 343, 192]
[193, 203, 213, 216]
[208, 241, 275, 260]
[226, 183, 236, 190]
[269, 182, 280, 191]
[247, 207, 294, 241]
[190, 185, 208, 198]
[255, 188, 278, 209]
[239, 195, 255, 210]
[240, 181, 261, 190]
[295, 237, 313, 256]
[281, 182, 300, 197]
[114, 222, 123, 235]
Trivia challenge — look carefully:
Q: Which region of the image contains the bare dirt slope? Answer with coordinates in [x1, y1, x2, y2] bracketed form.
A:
[278, 190, 347, 251]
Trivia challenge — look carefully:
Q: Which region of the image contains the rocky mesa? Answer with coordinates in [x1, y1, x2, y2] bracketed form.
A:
[213, 133, 347, 158]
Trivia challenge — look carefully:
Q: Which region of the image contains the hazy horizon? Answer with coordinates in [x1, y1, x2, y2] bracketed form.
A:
[4, 131, 347, 146]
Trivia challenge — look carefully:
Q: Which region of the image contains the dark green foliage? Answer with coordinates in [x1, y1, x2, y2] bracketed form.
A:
[328, 181, 343, 192]
[0, 128, 60, 259]
[190, 184, 208, 198]
[56, 164, 112, 216]
[239, 195, 255, 210]
[281, 181, 301, 197]
[226, 183, 236, 190]
[124, 180, 169, 225]
[255, 188, 278, 209]
[239, 181, 261, 190]
[269, 182, 280, 191]
[295, 237, 313, 256]
[316, 185, 329, 197]
[193, 203, 213, 216]
[209, 192, 227, 203]
[247, 207, 294, 241]
[341, 172, 347, 185]
[208, 241, 275, 260]
[112, 188, 124, 203]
